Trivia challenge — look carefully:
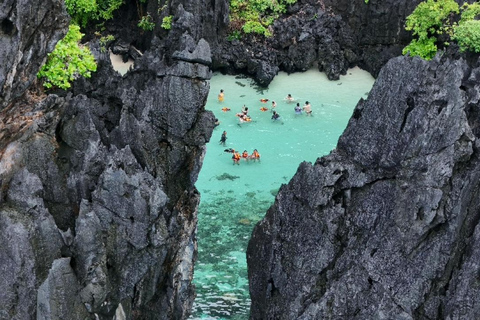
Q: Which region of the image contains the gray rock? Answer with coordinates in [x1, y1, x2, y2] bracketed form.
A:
[248, 54, 480, 319]
[0, 0, 214, 319]
[0, 0, 69, 109]
[37, 258, 88, 320]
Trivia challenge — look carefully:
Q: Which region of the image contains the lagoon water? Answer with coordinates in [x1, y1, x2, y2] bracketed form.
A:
[190, 68, 374, 319]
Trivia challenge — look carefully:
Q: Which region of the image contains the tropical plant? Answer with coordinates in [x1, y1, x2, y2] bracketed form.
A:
[65, 0, 124, 27]
[229, 0, 297, 37]
[37, 24, 97, 89]
[402, 0, 459, 59]
[403, 0, 480, 59]
[161, 15, 173, 30]
[138, 13, 156, 30]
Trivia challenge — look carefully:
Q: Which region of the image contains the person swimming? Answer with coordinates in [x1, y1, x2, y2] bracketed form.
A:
[222, 107, 231, 112]
[214, 118, 220, 127]
[285, 94, 294, 103]
[242, 150, 249, 159]
[232, 151, 241, 165]
[251, 149, 260, 161]
[260, 107, 269, 111]
[294, 103, 302, 115]
[218, 89, 225, 102]
[271, 100, 277, 109]
[271, 110, 280, 121]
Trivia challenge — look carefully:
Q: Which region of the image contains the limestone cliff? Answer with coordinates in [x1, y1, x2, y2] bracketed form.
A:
[212, 0, 423, 86]
[0, 0, 215, 319]
[247, 50, 480, 319]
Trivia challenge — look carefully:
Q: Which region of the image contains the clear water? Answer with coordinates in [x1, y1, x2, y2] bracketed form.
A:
[190, 68, 374, 319]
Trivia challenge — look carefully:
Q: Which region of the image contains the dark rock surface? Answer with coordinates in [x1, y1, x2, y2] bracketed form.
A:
[0, 1, 215, 319]
[0, 0, 69, 110]
[247, 52, 480, 319]
[213, 0, 425, 86]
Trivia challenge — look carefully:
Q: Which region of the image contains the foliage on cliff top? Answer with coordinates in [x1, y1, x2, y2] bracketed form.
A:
[65, 0, 124, 27]
[38, 24, 97, 89]
[229, 0, 297, 37]
[403, 0, 480, 60]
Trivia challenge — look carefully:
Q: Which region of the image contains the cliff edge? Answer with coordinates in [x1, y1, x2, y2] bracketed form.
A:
[0, 0, 215, 319]
[247, 51, 480, 319]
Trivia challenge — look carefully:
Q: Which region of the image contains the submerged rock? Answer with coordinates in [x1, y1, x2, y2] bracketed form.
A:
[247, 52, 480, 319]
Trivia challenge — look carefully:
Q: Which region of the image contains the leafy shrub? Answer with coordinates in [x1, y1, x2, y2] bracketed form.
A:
[37, 24, 97, 89]
[138, 14, 155, 31]
[99, 34, 115, 52]
[229, 0, 297, 37]
[403, 0, 480, 59]
[65, 0, 124, 27]
[161, 15, 173, 30]
[453, 20, 480, 53]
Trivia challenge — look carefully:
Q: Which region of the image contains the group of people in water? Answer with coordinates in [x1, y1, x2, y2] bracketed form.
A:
[219, 131, 260, 164]
[216, 89, 313, 164]
[218, 89, 313, 124]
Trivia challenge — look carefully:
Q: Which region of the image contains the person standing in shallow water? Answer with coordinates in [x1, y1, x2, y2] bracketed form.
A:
[218, 89, 224, 103]
[294, 103, 302, 115]
[219, 131, 227, 146]
[303, 101, 312, 116]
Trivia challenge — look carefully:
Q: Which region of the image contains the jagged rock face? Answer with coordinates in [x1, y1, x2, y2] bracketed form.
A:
[324, 0, 424, 77]
[247, 53, 480, 319]
[212, 0, 420, 86]
[0, 1, 214, 319]
[0, 0, 69, 110]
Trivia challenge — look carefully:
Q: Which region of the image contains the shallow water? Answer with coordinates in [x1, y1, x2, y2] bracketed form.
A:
[190, 68, 374, 319]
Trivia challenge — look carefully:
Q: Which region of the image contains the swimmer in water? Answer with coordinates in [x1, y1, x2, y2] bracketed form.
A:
[294, 103, 302, 115]
[271, 110, 280, 121]
[218, 89, 225, 103]
[271, 100, 277, 110]
[285, 94, 294, 103]
[232, 151, 241, 165]
[303, 101, 312, 116]
[251, 149, 260, 161]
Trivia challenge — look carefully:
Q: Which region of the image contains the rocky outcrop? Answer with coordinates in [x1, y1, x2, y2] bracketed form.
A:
[247, 50, 480, 319]
[0, 0, 69, 110]
[0, 1, 214, 319]
[213, 0, 425, 86]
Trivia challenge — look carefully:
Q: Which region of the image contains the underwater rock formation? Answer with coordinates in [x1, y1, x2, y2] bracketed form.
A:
[247, 51, 480, 319]
[0, 1, 214, 319]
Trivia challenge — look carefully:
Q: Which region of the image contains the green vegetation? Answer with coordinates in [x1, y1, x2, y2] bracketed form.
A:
[229, 0, 297, 37]
[99, 34, 115, 52]
[161, 15, 173, 30]
[65, 0, 124, 27]
[403, 0, 480, 59]
[138, 14, 156, 31]
[37, 24, 97, 89]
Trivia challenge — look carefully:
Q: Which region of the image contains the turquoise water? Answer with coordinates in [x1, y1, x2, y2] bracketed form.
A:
[190, 68, 374, 319]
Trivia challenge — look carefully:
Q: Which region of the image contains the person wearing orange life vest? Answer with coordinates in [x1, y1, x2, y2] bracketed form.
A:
[251, 149, 260, 161]
[218, 89, 225, 102]
[232, 151, 241, 165]
[242, 150, 249, 159]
